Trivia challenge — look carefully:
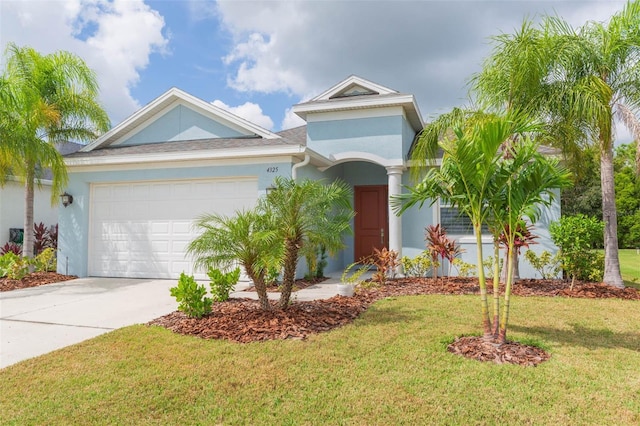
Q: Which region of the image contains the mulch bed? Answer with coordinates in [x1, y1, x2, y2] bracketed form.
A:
[244, 276, 327, 293]
[4, 272, 638, 366]
[148, 277, 640, 367]
[0, 271, 76, 292]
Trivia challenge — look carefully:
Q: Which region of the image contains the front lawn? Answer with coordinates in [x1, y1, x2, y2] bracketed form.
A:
[1, 295, 639, 424]
[620, 248, 640, 287]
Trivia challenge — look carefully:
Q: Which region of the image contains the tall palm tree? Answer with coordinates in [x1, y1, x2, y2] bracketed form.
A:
[0, 44, 110, 258]
[490, 137, 571, 342]
[188, 209, 282, 311]
[397, 110, 540, 339]
[260, 177, 354, 309]
[473, 1, 640, 288]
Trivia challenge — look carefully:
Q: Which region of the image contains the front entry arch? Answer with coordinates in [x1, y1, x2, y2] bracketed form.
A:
[354, 185, 388, 262]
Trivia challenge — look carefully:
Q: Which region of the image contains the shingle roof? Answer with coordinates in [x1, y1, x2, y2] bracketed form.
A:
[64, 126, 308, 159]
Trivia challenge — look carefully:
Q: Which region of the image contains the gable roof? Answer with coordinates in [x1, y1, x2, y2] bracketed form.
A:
[310, 75, 399, 101]
[64, 126, 314, 168]
[292, 75, 425, 131]
[80, 88, 280, 153]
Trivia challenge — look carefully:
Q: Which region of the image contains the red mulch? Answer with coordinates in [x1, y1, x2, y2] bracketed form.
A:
[0, 271, 76, 292]
[447, 336, 552, 366]
[147, 277, 640, 367]
[244, 276, 327, 293]
[4, 272, 638, 366]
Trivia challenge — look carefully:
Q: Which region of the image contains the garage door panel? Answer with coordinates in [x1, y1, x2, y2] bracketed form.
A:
[89, 178, 258, 279]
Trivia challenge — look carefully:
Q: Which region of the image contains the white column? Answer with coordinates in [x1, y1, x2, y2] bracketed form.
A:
[386, 166, 404, 273]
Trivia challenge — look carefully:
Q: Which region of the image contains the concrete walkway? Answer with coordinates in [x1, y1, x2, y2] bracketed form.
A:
[0, 275, 343, 369]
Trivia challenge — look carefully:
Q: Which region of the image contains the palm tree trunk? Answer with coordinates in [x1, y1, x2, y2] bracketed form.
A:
[474, 223, 492, 338]
[23, 168, 35, 259]
[491, 240, 500, 337]
[600, 146, 625, 288]
[500, 251, 520, 284]
[498, 244, 515, 343]
[279, 238, 300, 309]
[248, 271, 271, 311]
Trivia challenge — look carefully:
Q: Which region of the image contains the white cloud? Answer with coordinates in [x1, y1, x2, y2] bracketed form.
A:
[281, 108, 306, 131]
[215, 0, 627, 120]
[0, 0, 168, 125]
[211, 100, 274, 130]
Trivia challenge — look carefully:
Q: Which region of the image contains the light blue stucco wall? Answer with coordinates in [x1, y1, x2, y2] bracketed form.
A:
[58, 162, 291, 277]
[307, 116, 405, 160]
[396, 178, 562, 279]
[120, 105, 246, 146]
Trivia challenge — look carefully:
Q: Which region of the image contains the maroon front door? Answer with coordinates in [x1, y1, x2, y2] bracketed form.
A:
[354, 185, 388, 262]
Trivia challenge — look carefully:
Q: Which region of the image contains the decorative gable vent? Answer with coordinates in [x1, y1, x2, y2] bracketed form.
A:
[330, 84, 379, 99]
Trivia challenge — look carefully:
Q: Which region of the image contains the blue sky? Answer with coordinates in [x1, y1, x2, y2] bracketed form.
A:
[0, 0, 631, 140]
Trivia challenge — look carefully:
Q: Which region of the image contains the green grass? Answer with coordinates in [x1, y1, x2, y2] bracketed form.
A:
[620, 248, 640, 288]
[1, 295, 640, 425]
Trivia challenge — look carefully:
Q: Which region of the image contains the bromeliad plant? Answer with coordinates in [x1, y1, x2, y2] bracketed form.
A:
[425, 224, 463, 277]
[370, 247, 399, 285]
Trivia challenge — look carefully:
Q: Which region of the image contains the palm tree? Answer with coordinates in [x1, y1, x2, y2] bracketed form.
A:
[473, 2, 640, 288]
[0, 44, 110, 258]
[397, 110, 539, 339]
[187, 209, 282, 311]
[490, 137, 571, 342]
[260, 177, 354, 309]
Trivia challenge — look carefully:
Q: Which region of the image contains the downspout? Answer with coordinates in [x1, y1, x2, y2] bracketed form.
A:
[291, 154, 310, 181]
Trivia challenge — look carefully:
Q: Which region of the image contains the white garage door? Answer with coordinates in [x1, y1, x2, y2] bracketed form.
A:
[89, 178, 258, 279]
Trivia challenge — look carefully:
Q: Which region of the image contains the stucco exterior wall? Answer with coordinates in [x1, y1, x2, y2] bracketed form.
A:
[307, 115, 405, 160]
[0, 181, 58, 246]
[58, 160, 292, 277]
[120, 105, 246, 146]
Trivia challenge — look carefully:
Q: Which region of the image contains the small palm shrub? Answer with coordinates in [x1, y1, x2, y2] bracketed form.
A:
[170, 273, 212, 318]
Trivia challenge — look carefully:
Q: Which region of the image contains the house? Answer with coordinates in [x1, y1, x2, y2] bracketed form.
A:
[59, 76, 560, 279]
[1, 142, 82, 248]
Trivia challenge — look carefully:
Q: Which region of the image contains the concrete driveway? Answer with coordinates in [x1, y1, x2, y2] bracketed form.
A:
[0, 278, 177, 369]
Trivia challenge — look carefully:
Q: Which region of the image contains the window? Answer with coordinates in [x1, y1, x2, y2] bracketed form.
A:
[440, 205, 489, 235]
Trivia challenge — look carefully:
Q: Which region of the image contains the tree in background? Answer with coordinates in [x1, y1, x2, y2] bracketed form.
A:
[0, 44, 110, 258]
[473, 1, 640, 288]
[615, 142, 640, 248]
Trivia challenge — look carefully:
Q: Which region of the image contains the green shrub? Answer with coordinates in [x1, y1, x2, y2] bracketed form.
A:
[524, 250, 561, 279]
[483, 256, 500, 279]
[401, 252, 433, 277]
[208, 267, 240, 302]
[170, 273, 212, 318]
[33, 248, 56, 272]
[550, 214, 605, 286]
[452, 258, 476, 277]
[0, 252, 29, 280]
[265, 266, 281, 287]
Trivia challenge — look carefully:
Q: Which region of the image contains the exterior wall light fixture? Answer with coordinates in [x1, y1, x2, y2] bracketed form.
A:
[60, 192, 74, 207]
